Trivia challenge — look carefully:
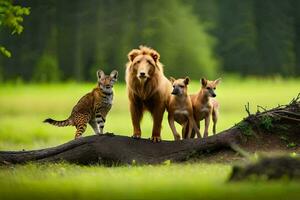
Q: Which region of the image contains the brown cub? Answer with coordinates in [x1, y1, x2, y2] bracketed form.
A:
[167, 77, 201, 140]
[190, 78, 221, 138]
[44, 70, 118, 139]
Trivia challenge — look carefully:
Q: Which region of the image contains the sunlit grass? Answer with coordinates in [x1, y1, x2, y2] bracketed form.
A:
[1, 163, 300, 200]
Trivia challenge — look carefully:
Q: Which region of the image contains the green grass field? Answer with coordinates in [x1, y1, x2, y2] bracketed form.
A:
[0, 77, 300, 199]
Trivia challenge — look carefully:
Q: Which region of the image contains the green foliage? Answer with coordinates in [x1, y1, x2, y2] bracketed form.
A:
[237, 121, 253, 136]
[0, 64, 3, 82]
[139, 0, 218, 78]
[0, 46, 11, 57]
[216, 0, 298, 76]
[280, 135, 298, 149]
[33, 54, 61, 83]
[217, 0, 258, 75]
[0, 0, 30, 57]
[1, 0, 300, 81]
[0, 0, 30, 34]
[260, 115, 273, 131]
[256, 1, 296, 76]
[92, 0, 218, 80]
[287, 142, 297, 148]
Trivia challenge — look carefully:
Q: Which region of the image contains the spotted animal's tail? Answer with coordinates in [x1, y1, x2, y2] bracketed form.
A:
[43, 118, 72, 127]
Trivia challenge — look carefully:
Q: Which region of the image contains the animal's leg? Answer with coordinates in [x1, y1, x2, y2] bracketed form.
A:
[204, 116, 210, 138]
[168, 114, 180, 141]
[129, 99, 143, 139]
[186, 118, 194, 139]
[181, 121, 188, 139]
[74, 114, 90, 139]
[150, 106, 165, 142]
[212, 108, 218, 135]
[95, 114, 105, 134]
[191, 118, 201, 138]
[89, 119, 100, 135]
[75, 123, 87, 139]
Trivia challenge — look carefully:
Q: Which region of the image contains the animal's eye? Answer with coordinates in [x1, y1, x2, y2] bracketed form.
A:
[207, 87, 211, 90]
[179, 85, 184, 88]
[214, 87, 216, 90]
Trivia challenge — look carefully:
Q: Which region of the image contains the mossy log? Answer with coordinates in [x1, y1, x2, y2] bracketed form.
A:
[229, 156, 300, 181]
[1, 94, 300, 165]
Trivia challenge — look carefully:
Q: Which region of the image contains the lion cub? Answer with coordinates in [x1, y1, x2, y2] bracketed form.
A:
[167, 77, 200, 140]
[190, 78, 221, 138]
[44, 70, 118, 139]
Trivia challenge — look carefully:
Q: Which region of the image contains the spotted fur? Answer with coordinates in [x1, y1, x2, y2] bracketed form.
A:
[44, 70, 118, 139]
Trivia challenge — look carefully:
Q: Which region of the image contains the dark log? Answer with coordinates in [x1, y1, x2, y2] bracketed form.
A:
[0, 94, 300, 165]
[229, 156, 300, 181]
[0, 130, 240, 165]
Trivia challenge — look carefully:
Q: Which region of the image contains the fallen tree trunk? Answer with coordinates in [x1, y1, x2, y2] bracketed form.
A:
[229, 156, 300, 181]
[1, 94, 300, 165]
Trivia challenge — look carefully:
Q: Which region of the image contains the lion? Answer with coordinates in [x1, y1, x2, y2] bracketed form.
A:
[125, 45, 172, 142]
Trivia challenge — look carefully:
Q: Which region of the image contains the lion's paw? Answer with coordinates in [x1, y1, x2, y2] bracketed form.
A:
[151, 136, 161, 143]
[132, 134, 141, 139]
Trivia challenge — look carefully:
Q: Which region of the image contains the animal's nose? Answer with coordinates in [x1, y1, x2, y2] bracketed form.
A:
[171, 88, 179, 95]
[212, 94, 216, 97]
[140, 72, 145, 76]
[106, 85, 110, 89]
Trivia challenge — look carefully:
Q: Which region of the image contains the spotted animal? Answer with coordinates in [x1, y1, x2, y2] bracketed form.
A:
[44, 70, 118, 139]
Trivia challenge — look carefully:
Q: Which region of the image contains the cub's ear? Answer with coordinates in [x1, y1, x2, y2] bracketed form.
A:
[214, 78, 221, 85]
[184, 76, 190, 85]
[110, 70, 118, 82]
[97, 70, 105, 82]
[201, 78, 207, 87]
[150, 51, 160, 63]
[169, 77, 176, 83]
[128, 49, 140, 62]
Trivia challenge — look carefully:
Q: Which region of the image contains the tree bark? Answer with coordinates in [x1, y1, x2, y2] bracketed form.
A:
[1, 95, 299, 165]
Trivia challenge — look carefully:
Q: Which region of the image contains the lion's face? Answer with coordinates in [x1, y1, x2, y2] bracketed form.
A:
[132, 55, 156, 82]
[127, 47, 161, 83]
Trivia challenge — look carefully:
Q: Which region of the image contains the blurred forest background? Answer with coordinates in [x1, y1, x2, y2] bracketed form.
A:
[1, 0, 300, 82]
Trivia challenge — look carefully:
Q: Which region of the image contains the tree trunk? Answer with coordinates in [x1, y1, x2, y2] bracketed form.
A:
[1, 95, 300, 165]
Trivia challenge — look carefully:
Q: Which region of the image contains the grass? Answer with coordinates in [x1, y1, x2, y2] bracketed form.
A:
[1, 163, 300, 200]
[0, 77, 300, 199]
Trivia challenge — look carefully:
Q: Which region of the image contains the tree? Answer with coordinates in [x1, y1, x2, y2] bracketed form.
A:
[255, 0, 296, 76]
[0, 0, 30, 57]
[293, 0, 300, 76]
[216, 0, 258, 75]
[138, 0, 219, 79]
